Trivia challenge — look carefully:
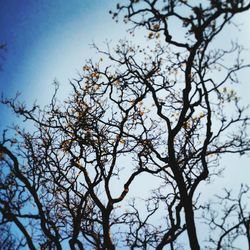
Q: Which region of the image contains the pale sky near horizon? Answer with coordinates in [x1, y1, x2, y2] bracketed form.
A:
[0, 1, 250, 248]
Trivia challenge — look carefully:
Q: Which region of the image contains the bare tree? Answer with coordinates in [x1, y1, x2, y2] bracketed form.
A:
[0, 224, 18, 250]
[202, 185, 250, 249]
[1, 1, 250, 249]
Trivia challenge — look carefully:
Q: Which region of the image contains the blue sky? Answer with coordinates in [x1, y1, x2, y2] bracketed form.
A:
[1, 0, 250, 209]
[1, 1, 250, 248]
[1, 0, 249, 189]
[1, 1, 249, 120]
[0, 0, 123, 126]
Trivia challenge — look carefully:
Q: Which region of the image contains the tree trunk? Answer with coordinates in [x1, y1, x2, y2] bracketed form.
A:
[183, 199, 200, 250]
[102, 212, 115, 250]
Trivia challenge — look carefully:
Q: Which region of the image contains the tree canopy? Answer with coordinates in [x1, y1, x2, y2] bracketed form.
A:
[1, 1, 250, 249]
